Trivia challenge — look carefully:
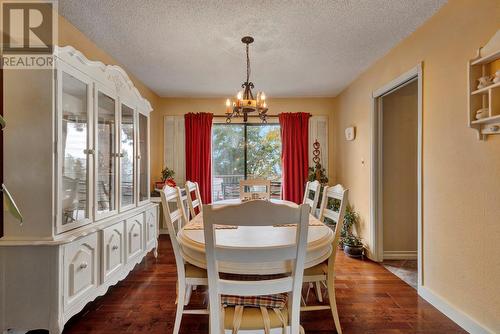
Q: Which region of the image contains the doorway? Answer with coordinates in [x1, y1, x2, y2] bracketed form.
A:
[371, 65, 422, 289]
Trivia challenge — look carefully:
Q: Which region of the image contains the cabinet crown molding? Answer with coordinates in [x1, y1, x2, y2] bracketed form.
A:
[56, 45, 153, 114]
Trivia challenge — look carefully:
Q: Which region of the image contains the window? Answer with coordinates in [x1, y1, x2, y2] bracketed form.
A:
[212, 123, 282, 201]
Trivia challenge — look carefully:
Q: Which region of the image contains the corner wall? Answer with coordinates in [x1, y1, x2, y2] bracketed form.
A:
[333, 0, 500, 331]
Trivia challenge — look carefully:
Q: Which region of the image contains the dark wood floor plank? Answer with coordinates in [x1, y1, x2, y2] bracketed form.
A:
[62, 235, 467, 334]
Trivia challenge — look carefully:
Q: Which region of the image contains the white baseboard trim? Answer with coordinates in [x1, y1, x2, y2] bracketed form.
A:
[418, 286, 494, 334]
[159, 229, 169, 235]
[383, 250, 417, 260]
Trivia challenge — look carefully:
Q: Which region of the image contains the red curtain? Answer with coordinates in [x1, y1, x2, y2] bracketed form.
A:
[279, 112, 310, 204]
[185, 113, 213, 203]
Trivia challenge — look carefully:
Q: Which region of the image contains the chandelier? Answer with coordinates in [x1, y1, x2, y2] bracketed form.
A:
[225, 36, 268, 123]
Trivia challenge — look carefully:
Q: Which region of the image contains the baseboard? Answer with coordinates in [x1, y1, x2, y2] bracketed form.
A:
[159, 229, 169, 235]
[383, 250, 417, 260]
[418, 286, 494, 334]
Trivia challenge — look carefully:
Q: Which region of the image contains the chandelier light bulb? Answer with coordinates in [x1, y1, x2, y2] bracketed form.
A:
[261, 92, 266, 100]
[237, 91, 243, 100]
[225, 99, 231, 107]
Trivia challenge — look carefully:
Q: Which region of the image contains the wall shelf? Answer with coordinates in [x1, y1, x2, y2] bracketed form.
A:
[470, 50, 500, 66]
[467, 30, 500, 140]
[471, 114, 500, 125]
[470, 81, 500, 95]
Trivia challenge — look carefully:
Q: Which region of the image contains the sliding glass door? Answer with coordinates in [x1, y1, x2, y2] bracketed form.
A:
[212, 123, 282, 201]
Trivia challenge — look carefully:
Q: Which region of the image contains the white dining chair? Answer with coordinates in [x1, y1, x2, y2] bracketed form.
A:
[239, 179, 271, 200]
[301, 184, 348, 334]
[302, 180, 321, 217]
[185, 180, 203, 219]
[203, 200, 310, 334]
[160, 185, 208, 334]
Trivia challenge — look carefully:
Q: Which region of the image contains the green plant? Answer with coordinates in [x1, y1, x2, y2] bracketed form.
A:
[0, 115, 23, 223]
[161, 166, 175, 182]
[340, 205, 362, 247]
[308, 165, 328, 185]
[342, 204, 358, 238]
[342, 235, 363, 247]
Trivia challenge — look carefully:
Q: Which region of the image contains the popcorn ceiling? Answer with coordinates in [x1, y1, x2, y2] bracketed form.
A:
[60, 0, 445, 97]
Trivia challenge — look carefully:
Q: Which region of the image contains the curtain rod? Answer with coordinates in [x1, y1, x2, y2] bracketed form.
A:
[212, 114, 279, 118]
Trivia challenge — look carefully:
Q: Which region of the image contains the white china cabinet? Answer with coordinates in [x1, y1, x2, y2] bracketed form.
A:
[0, 46, 158, 334]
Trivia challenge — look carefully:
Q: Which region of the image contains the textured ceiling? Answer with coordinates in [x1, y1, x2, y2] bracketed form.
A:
[59, 0, 446, 97]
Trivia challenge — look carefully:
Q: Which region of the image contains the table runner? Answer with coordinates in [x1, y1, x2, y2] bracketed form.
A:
[183, 213, 324, 230]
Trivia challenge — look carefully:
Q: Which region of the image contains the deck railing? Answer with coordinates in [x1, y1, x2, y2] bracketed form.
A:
[212, 174, 282, 202]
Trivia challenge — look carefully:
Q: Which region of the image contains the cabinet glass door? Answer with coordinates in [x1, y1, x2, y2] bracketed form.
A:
[60, 71, 91, 231]
[95, 90, 118, 218]
[120, 104, 135, 209]
[138, 113, 149, 203]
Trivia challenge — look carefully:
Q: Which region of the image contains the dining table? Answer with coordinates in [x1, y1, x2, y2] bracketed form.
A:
[177, 198, 334, 275]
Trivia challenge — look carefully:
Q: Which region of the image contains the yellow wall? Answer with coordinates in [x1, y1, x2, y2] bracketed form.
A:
[382, 80, 418, 253]
[150, 97, 335, 183]
[333, 0, 500, 331]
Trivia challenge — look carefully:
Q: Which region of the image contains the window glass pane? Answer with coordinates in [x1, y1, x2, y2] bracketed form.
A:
[97, 92, 116, 214]
[211, 123, 282, 201]
[121, 104, 135, 207]
[61, 72, 88, 224]
[247, 125, 282, 199]
[139, 114, 148, 201]
[212, 124, 245, 201]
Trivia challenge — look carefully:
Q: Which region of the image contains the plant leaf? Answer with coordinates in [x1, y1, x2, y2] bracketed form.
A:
[2, 184, 23, 223]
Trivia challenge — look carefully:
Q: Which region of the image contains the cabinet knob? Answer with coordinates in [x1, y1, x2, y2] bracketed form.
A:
[79, 262, 88, 269]
[112, 245, 119, 250]
[149, 223, 153, 227]
[133, 233, 139, 237]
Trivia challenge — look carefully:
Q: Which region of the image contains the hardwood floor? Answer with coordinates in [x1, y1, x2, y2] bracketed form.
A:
[63, 235, 466, 334]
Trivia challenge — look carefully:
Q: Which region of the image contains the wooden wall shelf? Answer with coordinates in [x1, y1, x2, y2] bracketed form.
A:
[467, 30, 500, 140]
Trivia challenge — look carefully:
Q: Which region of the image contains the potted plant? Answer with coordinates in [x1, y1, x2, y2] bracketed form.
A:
[340, 205, 364, 257]
[156, 166, 176, 189]
[342, 235, 364, 258]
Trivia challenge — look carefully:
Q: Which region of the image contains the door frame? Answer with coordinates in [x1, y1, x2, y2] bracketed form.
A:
[370, 63, 423, 287]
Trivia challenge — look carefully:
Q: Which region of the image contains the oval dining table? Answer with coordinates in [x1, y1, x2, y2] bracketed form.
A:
[177, 199, 334, 275]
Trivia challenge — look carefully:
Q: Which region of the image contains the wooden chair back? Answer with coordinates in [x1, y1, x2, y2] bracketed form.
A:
[185, 181, 202, 218]
[203, 200, 310, 333]
[239, 179, 271, 200]
[302, 180, 321, 215]
[318, 184, 349, 265]
[160, 185, 189, 280]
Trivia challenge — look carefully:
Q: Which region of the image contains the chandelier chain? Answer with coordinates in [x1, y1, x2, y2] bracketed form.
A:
[246, 42, 251, 83]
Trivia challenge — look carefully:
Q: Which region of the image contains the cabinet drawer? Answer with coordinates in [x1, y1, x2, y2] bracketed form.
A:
[145, 207, 157, 247]
[126, 214, 144, 262]
[63, 233, 99, 310]
[101, 221, 125, 282]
